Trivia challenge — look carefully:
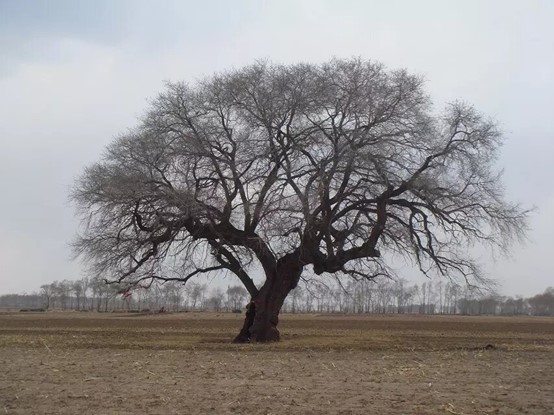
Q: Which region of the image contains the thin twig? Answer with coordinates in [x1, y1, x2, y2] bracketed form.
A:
[445, 403, 464, 415]
[39, 338, 52, 354]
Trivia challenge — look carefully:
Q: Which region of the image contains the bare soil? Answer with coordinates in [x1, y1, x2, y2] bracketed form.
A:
[1, 312, 553, 414]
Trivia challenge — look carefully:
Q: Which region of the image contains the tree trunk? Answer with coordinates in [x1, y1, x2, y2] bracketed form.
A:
[233, 256, 302, 343]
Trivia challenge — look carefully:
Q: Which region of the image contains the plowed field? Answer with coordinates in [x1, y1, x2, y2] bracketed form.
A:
[1, 312, 553, 414]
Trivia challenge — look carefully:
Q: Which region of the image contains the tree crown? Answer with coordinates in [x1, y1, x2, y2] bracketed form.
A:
[72, 58, 527, 295]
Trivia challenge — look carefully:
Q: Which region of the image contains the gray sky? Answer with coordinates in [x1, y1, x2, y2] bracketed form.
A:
[0, 0, 552, 297]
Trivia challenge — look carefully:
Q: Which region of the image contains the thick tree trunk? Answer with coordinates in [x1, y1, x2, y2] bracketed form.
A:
[233, 256, 303, 343]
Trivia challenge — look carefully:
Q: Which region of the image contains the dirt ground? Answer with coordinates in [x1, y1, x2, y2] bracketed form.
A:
[1, 312, 553, 414]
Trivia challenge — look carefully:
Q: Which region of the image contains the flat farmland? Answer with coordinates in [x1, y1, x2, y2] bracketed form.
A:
[1, 312, 553, 414]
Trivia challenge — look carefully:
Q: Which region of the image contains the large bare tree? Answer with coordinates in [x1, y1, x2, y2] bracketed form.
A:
[72, 58, 527, 342]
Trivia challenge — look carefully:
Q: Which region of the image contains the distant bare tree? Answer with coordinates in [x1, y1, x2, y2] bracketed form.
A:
[227, 285, 248, 311]
[207, 287, 225, 312]
[40, 284, 54, 310]
[90, 276, 107, 311]
[53, 280, 71, 310]
[186, 282, 206, 311]
[393, 279, 416, 313]
[288, 286, 303, 313]
[72, 280, 84, 311]
[528, 288, 554, 316]
[161, 281, 184, 311]
[80, 277, 90, 310]
[72, 58, 527, 342]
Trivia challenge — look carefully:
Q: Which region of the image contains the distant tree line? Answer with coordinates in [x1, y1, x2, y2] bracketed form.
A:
[282, 280, 554, 317]
[0, 276, 248, 313]
[1, 277, 553, 317]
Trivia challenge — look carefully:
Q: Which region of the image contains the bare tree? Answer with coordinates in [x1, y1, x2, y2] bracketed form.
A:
[287, 286, 303, 314]
[72, 58, 527, 342]
[53, 280, 71, 310]
[186, 282, 206, 311]
[161, 281, 184, 311]
[90, 276, 107, 311]
[227, 285, 248, 311]
[207, 287, 225, 312]
[72, 280, 84, 311]
[40, 284, 54, 310]
[80, 277, 90, 310]
[528, 288, 554, 316]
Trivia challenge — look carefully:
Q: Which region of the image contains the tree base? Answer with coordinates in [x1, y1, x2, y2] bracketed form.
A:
[232, 300, 281, 343]
[232, 326, 280, 343]
[232, 334, 250, 344]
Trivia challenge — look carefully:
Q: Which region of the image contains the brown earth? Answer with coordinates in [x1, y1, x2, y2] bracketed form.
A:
[1, 312, 553, 414]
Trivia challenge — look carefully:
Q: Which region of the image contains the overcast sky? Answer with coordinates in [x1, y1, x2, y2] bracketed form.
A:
[0, 0, 552, 297]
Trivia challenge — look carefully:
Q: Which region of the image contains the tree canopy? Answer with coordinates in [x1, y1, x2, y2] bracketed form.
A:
[72, 58, 527, 341]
